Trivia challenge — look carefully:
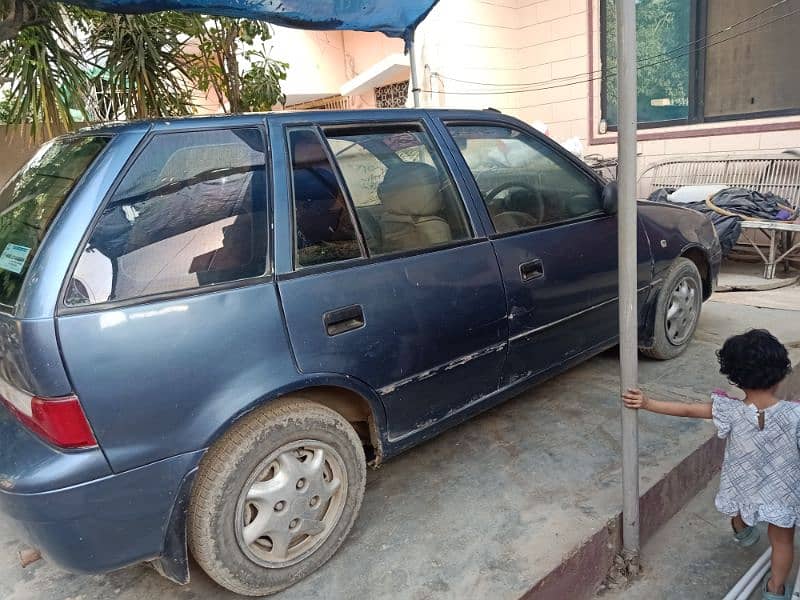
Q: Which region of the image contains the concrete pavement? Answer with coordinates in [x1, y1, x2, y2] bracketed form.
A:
[601, 476, 775, 600]
[3, 298, 800, 600]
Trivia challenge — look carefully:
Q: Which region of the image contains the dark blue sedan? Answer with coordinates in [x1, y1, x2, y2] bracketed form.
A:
[0, 109, 720, 596]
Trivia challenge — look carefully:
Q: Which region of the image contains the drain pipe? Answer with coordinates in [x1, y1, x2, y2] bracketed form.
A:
[722, 547, 771, 600]
[616, 0, 641, 576]
[792, 559, 800, 600]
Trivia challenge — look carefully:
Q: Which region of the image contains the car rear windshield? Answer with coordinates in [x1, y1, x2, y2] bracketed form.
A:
[0, 135, 109, 309]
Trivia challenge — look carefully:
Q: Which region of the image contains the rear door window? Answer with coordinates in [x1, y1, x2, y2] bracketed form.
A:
[288, 128, 364, 268]
[65, 128, 268, 306]
[0, 136, 109, 309]
[324, 124, 472, 256]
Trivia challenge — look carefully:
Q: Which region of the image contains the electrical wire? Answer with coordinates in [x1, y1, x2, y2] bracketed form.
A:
[423, 5, 800, 96]
[434, 0, 791, 88]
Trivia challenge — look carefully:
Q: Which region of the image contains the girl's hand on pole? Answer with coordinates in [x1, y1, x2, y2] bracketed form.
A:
[623, 388, 648, 410]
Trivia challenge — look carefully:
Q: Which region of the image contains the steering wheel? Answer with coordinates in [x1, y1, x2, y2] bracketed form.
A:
[484, 180, 546, 225]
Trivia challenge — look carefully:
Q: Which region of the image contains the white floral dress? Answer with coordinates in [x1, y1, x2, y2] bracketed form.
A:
[713, 391, 800, 528]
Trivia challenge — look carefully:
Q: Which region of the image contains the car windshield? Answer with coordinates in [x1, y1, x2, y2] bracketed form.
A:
[0, 135, 110, 309]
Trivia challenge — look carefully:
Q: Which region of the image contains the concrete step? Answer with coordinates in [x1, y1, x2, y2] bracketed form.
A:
[599, 476, 800, 600]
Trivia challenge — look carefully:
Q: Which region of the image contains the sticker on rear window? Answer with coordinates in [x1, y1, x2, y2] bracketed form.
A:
[0, 243, 31, 274]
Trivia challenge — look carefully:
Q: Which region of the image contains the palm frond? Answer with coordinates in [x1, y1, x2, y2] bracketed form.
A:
[0, 5, 89, 139]
[88, 13, 197, 120]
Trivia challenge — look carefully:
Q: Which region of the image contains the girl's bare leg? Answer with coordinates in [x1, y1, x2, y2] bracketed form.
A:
[767, 524, 795, 594]
[732, 514, 747, 532]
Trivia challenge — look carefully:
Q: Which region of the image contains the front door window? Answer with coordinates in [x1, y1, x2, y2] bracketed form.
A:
[447, 124, 602, 233]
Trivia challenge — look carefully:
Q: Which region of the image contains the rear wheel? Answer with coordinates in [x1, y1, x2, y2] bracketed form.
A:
[640, 257, 703, 360]
[188, 398, 366, 596]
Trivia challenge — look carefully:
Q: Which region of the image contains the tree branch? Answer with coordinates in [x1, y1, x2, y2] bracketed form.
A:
[0, 0, 42, 43]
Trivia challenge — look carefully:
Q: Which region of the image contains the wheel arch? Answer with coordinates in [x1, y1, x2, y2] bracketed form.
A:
[680, 245, 712, 300]
[211, 375, 388, 467]
[640, 251, 707, 353]
[155, 375, 387, 586]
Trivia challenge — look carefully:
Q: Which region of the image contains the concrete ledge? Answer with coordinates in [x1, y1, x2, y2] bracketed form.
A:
[717, 260, 799, 292]
[522, 435, 725, 600]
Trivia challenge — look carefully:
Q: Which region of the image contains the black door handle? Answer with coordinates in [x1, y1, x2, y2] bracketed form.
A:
[323, 305, 365, 336]
[519, 259, 544, 282]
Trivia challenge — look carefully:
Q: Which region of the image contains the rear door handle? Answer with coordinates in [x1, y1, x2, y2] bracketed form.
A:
[519, 259, 544, 282]
[323, 305, 365, 336]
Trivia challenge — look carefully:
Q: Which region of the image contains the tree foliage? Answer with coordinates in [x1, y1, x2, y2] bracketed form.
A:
[241, 48, 287, 111]
[85, 12, 197, 119]
[0, 3, 89, 138]
[187, 17, 287, 113]
[0, 2, 289, 135]
[0, 0, 42, 44]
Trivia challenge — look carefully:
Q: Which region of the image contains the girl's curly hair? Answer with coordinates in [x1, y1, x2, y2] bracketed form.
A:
[717, 329, 792, 390]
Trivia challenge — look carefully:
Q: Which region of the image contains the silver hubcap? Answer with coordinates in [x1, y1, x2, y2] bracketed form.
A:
[665, 276, 699, 346]
[235, 440, 346, 568]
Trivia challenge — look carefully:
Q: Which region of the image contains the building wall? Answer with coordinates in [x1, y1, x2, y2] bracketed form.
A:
[268, 29, 349, 105]
[340, 31, 404, 108]
[274, 0, 799, 171]
[583, 0, 800, 172]
[0, 127, 47, 186]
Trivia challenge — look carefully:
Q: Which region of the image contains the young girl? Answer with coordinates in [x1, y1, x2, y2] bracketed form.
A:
[623, 329, 799, 600]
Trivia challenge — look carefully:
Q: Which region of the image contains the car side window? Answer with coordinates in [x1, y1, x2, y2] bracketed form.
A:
[288, 128, 363, 268]
[447, 124, 602, 234]
[325, 125, 472, 256]
[65, 128, 268, 307]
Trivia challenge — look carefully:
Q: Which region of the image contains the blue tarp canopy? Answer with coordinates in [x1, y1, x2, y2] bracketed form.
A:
[63, 0, 439, 41]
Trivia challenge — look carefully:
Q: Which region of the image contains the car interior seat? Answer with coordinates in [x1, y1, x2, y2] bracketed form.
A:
[377, 162, 452, 252]
[491, 188, 540, 233]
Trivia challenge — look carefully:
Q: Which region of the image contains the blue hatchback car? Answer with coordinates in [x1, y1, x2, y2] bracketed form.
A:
[0, 109, 720, 596]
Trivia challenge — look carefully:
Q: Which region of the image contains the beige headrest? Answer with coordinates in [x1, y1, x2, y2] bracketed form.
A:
[378, 162, 443, 217]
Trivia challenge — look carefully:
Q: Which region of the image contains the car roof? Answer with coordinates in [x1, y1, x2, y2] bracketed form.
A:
[75, 108, 510, 136]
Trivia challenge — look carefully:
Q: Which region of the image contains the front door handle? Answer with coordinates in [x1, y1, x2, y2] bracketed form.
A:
[323, 305, 365, 336]
[519, 259, 544, 282]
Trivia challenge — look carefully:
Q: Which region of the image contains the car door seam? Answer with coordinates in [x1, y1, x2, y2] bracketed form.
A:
[272, 280, 303, 374]
[508, 284, 652, 343]
[375, 341, 508, 396]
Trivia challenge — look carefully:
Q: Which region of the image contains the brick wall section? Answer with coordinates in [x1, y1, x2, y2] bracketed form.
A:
[0, 126, 44, 187]
[514, 0, 591, 141]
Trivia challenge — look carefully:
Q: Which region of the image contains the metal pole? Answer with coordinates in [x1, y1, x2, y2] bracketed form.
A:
[617, 0, 640, 574]
[409, 34, 421, 108]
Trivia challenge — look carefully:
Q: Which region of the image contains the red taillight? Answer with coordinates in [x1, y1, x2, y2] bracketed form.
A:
[0, 390, 97, 449]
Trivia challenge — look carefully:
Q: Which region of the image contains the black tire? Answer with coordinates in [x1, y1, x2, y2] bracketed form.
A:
[640, 258, 703, 360]
[188, 397, 366, 596]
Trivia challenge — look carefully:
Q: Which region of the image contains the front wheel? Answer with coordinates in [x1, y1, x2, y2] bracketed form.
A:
[640, 257, 703, 360]
[188, 398, 366, 596]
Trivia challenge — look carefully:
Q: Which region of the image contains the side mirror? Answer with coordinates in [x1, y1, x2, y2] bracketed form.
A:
[602, 181, 618, 215]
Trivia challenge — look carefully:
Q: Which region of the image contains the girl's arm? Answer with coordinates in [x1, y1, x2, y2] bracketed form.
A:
[622, 389, 713, 419]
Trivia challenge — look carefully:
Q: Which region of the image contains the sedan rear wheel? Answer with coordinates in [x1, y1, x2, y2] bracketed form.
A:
[235, 440, 347, 568]
[188, 398, 366, 596]
[664, 274, 700, 346]
[641, 257, 703, 360]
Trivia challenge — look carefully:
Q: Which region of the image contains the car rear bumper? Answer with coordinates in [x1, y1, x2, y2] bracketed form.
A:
[0, 424, 202, 574]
